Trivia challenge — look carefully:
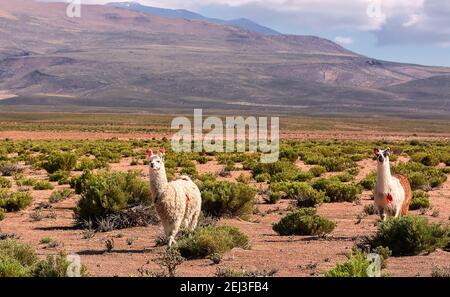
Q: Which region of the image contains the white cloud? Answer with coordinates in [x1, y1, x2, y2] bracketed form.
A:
[334, 36, 353, 45]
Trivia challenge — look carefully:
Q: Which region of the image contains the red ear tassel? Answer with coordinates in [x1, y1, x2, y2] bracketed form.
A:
[158, 148, 166, 155]
[374, 148, 379, 156]
[146, 149, 153, 158]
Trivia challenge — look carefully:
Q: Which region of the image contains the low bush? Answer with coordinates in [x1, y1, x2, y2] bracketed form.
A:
[324, 248, 390, 277]
[0, 240, 87, 277]
[272, 208, 336, 236]
[0, 162, 24, 176]
[48, 170, 70, 184]
[175, 225, 249, 259]
[411, 152, 440, 167]
[254, 173, 270, 183]
[271, 182, 325, 207]
[360, 172, 377, 190]
[41, 152, 77, 174]
[0, 239, 38, 277]
[409, 191, 430, 210]
[201, 181, 256, 218]
[34, 251, 88, 277]
[364, 216, 449, 256]
[265, 191, 282, 204]
[312, 178, 362, 203]
[49, 189, 73, 204]
[33, 180, 54, 190]
[0, 208, 4, 221]
[319, 157, 356, 172]
[74, 170, 153, 223]
[74, 157, 106, 171]
[0, 176, 12, 189]
[335, 173, 354, 182]
[392, 162, 447, 190]
[309, 165, 327, 177]
[0, 191, 32, 212]
[251, 160, 312, 183]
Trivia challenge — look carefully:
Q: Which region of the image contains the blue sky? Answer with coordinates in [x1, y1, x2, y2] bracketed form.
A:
[60, 0, 450, 67]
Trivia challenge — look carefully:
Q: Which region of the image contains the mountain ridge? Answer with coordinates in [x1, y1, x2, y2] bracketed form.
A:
[0, 0, 449, 116]
[107, 2, 281, 35]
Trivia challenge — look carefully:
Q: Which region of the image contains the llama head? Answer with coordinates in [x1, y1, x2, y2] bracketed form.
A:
[147, 148, 166, 171]
[374, 147, 391, 164]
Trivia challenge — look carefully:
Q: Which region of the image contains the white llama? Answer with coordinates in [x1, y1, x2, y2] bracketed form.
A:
[374, 147, 412, 221]
[147, 148, 202, 248]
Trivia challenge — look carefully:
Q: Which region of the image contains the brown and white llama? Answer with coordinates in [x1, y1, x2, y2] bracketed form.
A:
[147, 148, 202, 248]
[374, 147, 412, 221]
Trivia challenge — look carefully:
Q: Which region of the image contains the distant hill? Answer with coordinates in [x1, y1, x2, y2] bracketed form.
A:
[107, 2, 280, 35]
[0, 0, 449, 116]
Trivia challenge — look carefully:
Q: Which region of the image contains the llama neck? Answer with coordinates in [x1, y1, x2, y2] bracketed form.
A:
[377, 161, 392, 191]
[149, 166, 169, 199]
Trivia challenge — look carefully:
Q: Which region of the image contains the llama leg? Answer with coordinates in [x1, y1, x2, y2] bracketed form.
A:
[167, 218, 183, 249]
[378, 207, 387, 221]
[394, 207, 401, 218]
[189, 210, 200, 231]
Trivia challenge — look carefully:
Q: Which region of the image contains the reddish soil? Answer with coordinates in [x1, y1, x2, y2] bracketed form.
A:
[1, 130, 449, 277]
[1, 154, 449, 277]
[1, 130, 450, 141]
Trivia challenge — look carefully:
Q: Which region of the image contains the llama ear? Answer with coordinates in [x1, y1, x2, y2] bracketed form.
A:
[146, 149, 153, 158]
[158, 148, 166, 157]
[374, 148, 379, 156]
[386, 147, 392, 155]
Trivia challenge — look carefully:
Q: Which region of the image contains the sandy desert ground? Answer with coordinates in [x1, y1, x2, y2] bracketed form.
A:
[0, 129, 449, 277]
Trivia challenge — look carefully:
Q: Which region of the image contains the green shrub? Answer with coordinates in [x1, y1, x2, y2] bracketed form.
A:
[324, 248, 390, 277]
[411, 152, 440, 167]
[392, 162, 447, 190]
[0, 240, 87, 277]
[0, 176, 12, 189]
[319, 157, 356, 172]
[265, 191, 282, 204]
[34, 251, 88, 277]
[201, 181, 256, 218]
[75, 157, 106, 171]
[360, 172, 377, 190]
[312, 178, 362, 203]
[409, 191, 430, 210]
[15, 176, 37, 187]
[0, 208, 4, 221]
[69, 170, 92, 194]
[41, 152, 77, 174]
[33, 180, 54, 190]
[0, 162, 24, 176]
[271, 182, 325, 207]
[255, 173, 270, 183]
[310, 166, 326, 177]
[335, 173, 354, 182]
[49, 189, 73, 204]
[251, 160, 312, 183]
[175, 225, 249, 259]
[48, 170, 70, 184]
[272, 208, 336, 236]
[0, 191, 32, 212]
[0, 240, 38, 277]
[74, 170, 152, 222]
[365, 216, 449, 256]
[324, 249, 370, 277]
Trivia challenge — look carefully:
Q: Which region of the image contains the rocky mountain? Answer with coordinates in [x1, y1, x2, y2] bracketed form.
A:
[0, 0, 449, 116]
[108, 2, 280, 35]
